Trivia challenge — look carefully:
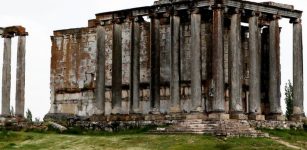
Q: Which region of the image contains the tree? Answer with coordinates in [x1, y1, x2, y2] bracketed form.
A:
[285, 80, 293, 120]
[26, 109, 33, 122]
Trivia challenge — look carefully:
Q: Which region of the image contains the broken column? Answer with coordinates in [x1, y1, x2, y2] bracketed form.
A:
[190, 8, 202, 112]
[1, 34, 12, 116]
[209, 4, 229, 120]
[248, 12, 265, 120]
[15, 35, 27, 117]
[291, 18, 305, 121]
[268, 16, 284, 120]
[229, 9, 245, 120]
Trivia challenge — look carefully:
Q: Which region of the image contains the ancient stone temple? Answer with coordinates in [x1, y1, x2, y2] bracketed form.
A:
[47, 0, 305, 123]
[0, 26, 27, 117]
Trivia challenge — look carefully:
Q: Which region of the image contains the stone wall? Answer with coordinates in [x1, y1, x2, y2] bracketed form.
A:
[50, 28, 99, 116]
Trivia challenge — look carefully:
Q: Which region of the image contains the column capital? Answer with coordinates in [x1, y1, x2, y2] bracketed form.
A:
[100, 20, 113, 26]
[269, 14, 281, 21]
[149, 13, 160, 19]
[190, 8, 200, 14]
[250, 11, 262, 17]
[290, 18, 302, 24]
[1, 33, 14, 38]
[112, 17, 124, 24]
[211, 4, 224, 10]
[132, 16, 145, 23]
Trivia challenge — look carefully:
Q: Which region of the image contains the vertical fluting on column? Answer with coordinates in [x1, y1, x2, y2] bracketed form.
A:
[131, 17, 141, 113]
[170, 12, 180, 113]
[229, 10, 244, 119]
[96, 26, 106, 114]
[15, 35, 26, 117]
[150, 16, 160, 111]
[1, 36, 12, 116]
[268, 16, 283, 119]
[248, 13, 262, 119]
[292, 18, 305, 120]
[112, 20, 122, 114]
[190, 8, 202, 112]
[211, 6, 225, 113]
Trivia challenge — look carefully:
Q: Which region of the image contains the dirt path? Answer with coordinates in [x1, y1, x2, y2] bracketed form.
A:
[270, 136, 304, 150]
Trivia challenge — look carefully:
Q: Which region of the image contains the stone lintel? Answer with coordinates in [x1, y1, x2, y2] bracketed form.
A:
[248, 114, 265, 121]
[1, 26, 28, 38]
[208, 113, 229, 121]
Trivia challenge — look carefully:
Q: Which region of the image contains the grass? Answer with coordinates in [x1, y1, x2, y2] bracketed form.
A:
[261, 128, 307, 148]
[0, 128, 292, 150]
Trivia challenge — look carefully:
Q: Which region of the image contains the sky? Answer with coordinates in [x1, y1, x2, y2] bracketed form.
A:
[0, 0, 306, 119]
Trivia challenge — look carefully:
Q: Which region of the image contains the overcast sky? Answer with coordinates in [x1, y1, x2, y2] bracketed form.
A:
[0, 0, 306, 119]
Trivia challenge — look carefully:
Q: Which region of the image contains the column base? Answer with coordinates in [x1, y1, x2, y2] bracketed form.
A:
[248, 114, 265, 121]
[230, 113, 248, 120]
[208, 113, 229, 121]
[111, 106, 121, 114]
[267, 114, 285, 121]
[169, 106, 181, 113]
[186, 113, 207, 120]
[290, 114, 306, 122]
[150, 108, 161, 115]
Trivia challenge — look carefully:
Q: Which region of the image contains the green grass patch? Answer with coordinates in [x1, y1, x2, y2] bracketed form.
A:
[261, 128, 307, 148]
[0, 130, 290, 150]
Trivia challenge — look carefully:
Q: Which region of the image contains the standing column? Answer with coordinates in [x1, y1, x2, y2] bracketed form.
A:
[268, 16, 283, 120]
[229, 10, 246, 120]
[170, 12, 180, 113]
[150, 15, 160, 112]
[291, 18, 305, 121]
[1, 35, 12, 116]
[248, 13, 265, 120]
[15, 35, 27, 117]
[131, 17, 141, 113]
[112, 20, 122, 114]
[96, 26, 106, 114]
[190, 8, 202, 112]
[209, 5, 228, 120]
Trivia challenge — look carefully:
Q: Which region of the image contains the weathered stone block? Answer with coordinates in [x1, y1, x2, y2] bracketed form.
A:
[186, 113, 207, 120]
[230, 114, 248, 120]
[290, 114, 306, 122]
[208, 113, 229, 121]
[248, 114, 265, 121]
[169, 106, 181, 113]
[267, 115, 285, 121]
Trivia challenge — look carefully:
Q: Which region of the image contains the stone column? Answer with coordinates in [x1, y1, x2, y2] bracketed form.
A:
[190, 8, 202, 112]
[229, 10, 246, 120]
[15, 35, 27, 117]
[170, 12, 180, 113]
[268, 16, 284, 120]
[248, 13, 265, 120]
[291, 18, 305, 121]
[150, 16, 160, 112]
[112, 20, 122, 114]
[209, 5, 229, 120]
[1, 36, 12, 116]
[96, 26, 106, 114]
[131, 17, 141, 113]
